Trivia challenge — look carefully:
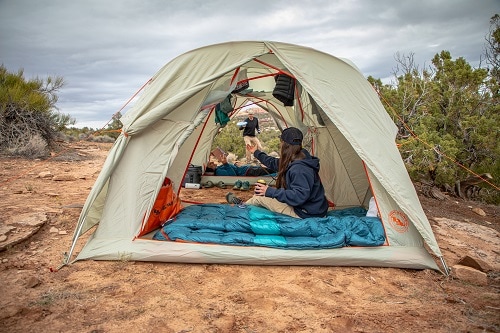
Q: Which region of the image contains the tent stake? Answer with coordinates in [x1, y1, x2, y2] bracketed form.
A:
[440, 256, 450, 276]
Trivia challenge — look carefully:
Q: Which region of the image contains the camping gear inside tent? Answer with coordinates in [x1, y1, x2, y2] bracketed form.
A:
[66, 41, 448, 273]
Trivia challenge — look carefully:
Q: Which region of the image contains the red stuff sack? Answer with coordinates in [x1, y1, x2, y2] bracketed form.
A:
[138, 178, 182, 237]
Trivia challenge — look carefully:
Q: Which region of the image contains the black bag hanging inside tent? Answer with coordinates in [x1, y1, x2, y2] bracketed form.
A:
[272, 74, 295, 106]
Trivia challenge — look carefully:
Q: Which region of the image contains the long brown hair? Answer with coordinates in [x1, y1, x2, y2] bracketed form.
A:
[275, 141, 305, 188]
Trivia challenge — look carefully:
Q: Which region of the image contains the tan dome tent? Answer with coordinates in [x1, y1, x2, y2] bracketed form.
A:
[66, 41, 447, 273]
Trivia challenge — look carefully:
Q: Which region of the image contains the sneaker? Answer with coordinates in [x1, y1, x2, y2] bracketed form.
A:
[240, 181, 250, 191]
[226, 192, 243, 205]
[233, 180, 242, 190]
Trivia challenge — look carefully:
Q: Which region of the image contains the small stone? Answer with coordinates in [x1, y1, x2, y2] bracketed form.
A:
[0, 305, 22, 319]
[58, 230, 67, 235]
[52, 174, 77, 181]
[406, 309, 420, 317]
[457, 255, 493, 272]
[38, 171, 53, 178]
[49, 227, 59, 233]
[471, 207, 486, 216]
[25, 276, 41, 288]
[0, 225, 16, 235]
[0, 235, 7, 242]
[18, 213, 47, 227]
[452, 264, 488, 286]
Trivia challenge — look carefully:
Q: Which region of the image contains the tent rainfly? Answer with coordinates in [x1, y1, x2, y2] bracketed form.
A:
[66, 41, 448, 273]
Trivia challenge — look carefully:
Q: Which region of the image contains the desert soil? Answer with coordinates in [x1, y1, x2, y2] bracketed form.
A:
[0, 141, 498, 333]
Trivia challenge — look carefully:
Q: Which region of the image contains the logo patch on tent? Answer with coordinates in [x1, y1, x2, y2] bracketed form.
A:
[388, 210, 409, 233]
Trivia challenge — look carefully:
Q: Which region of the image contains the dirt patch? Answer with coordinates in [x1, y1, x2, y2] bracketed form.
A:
[0, 141, 499, 333]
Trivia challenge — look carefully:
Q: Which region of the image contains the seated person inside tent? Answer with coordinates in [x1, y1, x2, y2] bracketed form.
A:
[228, 127, 329, 219]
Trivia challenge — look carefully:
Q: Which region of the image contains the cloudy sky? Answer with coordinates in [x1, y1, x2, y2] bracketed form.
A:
[0, 0, 498, 128]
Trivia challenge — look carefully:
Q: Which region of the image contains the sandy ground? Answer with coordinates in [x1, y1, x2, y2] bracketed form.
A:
[0, 141, 499, 333]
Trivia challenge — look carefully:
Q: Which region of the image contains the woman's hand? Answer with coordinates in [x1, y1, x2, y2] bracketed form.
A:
[254, 182, 268, 196]
[246, 144, 257, 154]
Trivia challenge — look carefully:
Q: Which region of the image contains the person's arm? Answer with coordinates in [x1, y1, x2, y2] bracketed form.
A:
[248, 145, 279, 171]
[256, 119, 260, 134]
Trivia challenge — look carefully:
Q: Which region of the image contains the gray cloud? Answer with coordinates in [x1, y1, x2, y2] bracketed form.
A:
[0, 0, 497, 127]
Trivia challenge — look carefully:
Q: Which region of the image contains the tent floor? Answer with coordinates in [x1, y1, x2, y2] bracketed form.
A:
[179, 182, 256, 205]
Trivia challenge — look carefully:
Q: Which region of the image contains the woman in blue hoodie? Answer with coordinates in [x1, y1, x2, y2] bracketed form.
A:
[227, 127, 328, 218]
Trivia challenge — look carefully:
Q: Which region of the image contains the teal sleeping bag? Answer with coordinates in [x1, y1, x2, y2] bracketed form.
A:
[153, 204, 385, 249]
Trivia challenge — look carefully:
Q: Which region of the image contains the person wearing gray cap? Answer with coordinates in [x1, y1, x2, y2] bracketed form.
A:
[227, 127, 328, 218]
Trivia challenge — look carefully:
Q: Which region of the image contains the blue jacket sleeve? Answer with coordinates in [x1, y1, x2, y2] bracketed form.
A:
[254, 150, 279, 171]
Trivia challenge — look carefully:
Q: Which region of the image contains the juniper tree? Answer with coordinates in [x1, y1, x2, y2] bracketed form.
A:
[0, 65, 75, 156]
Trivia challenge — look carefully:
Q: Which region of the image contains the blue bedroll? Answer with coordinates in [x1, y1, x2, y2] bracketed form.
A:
[153, 204, 385, 249]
